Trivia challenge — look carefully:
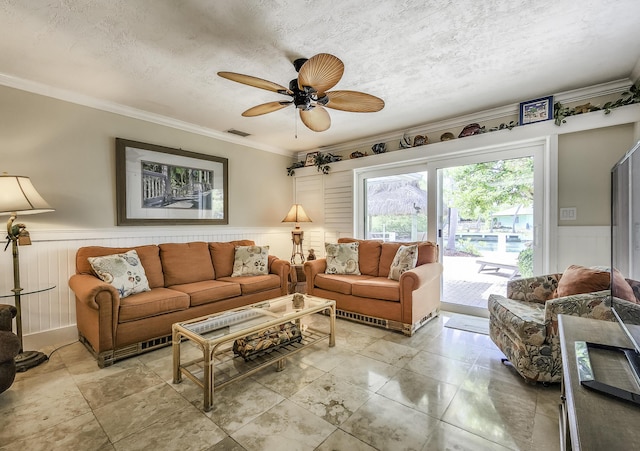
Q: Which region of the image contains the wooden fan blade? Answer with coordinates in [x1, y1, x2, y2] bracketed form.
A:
[242, 101, 292, 117]
[324, 91, 385, 112]
[299, 106, 331, 132]
[218, 71, 291, 94]
[298, 53, 344, 95]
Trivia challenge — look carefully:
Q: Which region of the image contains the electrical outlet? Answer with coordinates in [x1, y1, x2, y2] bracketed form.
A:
[560, 207, 577, 220]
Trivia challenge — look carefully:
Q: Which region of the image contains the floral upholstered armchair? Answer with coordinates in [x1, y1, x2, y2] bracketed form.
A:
[488, 266, 640, 384]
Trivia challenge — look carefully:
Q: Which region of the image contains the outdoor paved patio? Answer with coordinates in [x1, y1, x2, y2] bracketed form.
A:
[442, 256, 514, 309]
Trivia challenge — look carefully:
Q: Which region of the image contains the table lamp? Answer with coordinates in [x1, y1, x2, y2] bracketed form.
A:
[281, 204, 311, 264]
[0, 174, 54, 371]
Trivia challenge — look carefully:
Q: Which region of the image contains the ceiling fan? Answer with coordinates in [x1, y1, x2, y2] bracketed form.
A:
[218, 53, 384, 132]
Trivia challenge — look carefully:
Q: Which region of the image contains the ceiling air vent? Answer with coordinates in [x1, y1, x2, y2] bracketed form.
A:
[226, 129, 251, 137]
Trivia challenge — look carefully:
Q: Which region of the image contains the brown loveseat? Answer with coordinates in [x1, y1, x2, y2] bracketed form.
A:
[69, 240, 290, 367]
[304, 238, 442, 336]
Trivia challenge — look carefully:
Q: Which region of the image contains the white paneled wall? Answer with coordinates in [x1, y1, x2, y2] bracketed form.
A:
[555, 226, 610, 272]
[293, 170, 355, 259]
[0, 228, 291, 346]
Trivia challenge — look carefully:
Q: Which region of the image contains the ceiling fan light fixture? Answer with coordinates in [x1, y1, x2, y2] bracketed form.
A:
[218, 52, 384, 132]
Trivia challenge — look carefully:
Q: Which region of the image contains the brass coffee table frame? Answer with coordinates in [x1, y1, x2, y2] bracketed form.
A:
[172, 295, 335, 411]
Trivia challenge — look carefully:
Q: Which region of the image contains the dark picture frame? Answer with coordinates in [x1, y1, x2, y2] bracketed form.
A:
[116, 138, 228, 225]
[519, 95, 554, 125]
[305, 151, 319, 166]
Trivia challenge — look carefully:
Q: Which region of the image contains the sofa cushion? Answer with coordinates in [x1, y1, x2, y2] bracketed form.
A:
[118, 288, 190, 323]
[210, 240, 256, 278]
[325, 242, 361, 275]
[218, 274, 281, 295]
[379, 241, 438, 277]
[88, 250, 151, 298]
[337, 238, 382, 276]
[232, 245, 269, 276]
[76, 245, 165, 288]
[388, 245, 418, 281]
[554, 265, 610, 298]
[160, 242, 215, 286]
[352, 277, 400, 302]
[169, 280, 242, 307]
[314, 273, 374, 295]
[612, 270, 638, 303]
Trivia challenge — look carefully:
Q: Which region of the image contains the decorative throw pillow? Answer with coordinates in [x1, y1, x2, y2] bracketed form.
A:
[88, 250, 150, 298]
[325, 242, 360, 275]
[232, 245, 269, 276]
[388, 245, 418, 281]
[554, 264, 610, 298]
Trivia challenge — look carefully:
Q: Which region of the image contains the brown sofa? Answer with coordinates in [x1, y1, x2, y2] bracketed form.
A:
[304, 238, 442, 335]
[69, 240, 290, 367]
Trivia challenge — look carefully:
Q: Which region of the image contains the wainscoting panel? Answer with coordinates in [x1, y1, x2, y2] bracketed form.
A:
[0, 228, 291, 347]
[555, 226, 610, 272]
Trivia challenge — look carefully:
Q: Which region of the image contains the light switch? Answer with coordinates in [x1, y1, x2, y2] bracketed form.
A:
[560, 207, 577, 220]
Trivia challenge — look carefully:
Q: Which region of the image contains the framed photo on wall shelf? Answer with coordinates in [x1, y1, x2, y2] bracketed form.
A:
[519, 96, 554, 125]
[305, 151, 319, 166]
[115, 138, 228, 225]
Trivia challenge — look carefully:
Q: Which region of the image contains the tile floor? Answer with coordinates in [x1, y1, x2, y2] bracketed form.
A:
[0, 313, 561, 450]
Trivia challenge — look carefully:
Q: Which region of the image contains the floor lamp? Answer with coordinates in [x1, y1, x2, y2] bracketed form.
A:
[0, 175, 54, 372]
[282, 204, 311, 264]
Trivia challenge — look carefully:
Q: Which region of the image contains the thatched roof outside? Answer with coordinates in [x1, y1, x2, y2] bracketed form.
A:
[367, 180, 427, 216]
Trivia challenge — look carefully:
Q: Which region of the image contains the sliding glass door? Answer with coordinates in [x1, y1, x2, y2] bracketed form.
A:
[430, 143, 546, 315]
[355, 139, 549, 316]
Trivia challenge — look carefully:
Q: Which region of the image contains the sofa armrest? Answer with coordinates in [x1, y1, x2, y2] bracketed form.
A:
[268, 256, 291, 295]
[0, 304, 17, 332]
[69, 274, 120, 310]
[506, 274, 562, 304]
[304, 259, 327, 295]
[399, 262, 443, 324]
[544, 289, 612, 336]
[69, 274, 121, 335]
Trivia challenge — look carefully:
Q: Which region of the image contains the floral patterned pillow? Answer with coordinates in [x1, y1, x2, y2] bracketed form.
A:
[232, 245, 269, 276]
[388, 245, 418, 281]
[88, 250, 150, 298]
[325, 242, 360, 275]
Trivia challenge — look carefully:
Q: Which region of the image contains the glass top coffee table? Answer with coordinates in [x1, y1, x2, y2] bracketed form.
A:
[172, 294, 335, 411]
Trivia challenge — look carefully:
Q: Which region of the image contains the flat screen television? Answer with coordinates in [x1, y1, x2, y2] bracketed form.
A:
[611, 140, 640, 307]
[575, 140, 640, 405]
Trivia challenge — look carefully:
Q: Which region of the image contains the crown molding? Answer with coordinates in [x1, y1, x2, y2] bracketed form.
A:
[0, 73, 290, 157]
[1, 72, 632, 160]
[303, 78, 634, 158]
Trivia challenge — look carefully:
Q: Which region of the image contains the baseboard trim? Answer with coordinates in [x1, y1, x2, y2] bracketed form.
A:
[23, 325, 78, 351]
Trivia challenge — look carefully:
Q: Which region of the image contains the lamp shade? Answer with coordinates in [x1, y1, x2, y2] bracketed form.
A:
[0, 175, 53, 215]
[281, 204, 311, 223]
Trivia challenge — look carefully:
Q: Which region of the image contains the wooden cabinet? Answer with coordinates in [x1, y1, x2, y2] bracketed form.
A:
[558, 315, 640, 450]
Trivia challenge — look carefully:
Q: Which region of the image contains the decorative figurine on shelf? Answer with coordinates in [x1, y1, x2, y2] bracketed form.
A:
[371, 142, 386, 154]
[458, 123, 482, 137]
[350, 150, 367, 159]
[307, 249, 316, 260]
[399, 132, 412, 149]
[292, 293, 305, 309]
[440, 132, 455, 141]
[413, 135, 427, 146]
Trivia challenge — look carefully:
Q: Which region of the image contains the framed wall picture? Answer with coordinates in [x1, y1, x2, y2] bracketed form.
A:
[305, 151, 319, 166]
[519, 96, 554, 125]
[115, 138, 228, 225]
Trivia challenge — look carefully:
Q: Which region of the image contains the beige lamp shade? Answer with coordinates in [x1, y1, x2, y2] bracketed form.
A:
[0, 175, 53, 215]
[281, 204, 312, 225]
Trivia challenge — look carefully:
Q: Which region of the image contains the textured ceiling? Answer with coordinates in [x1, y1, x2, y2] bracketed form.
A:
[1, 0, 639, 154]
